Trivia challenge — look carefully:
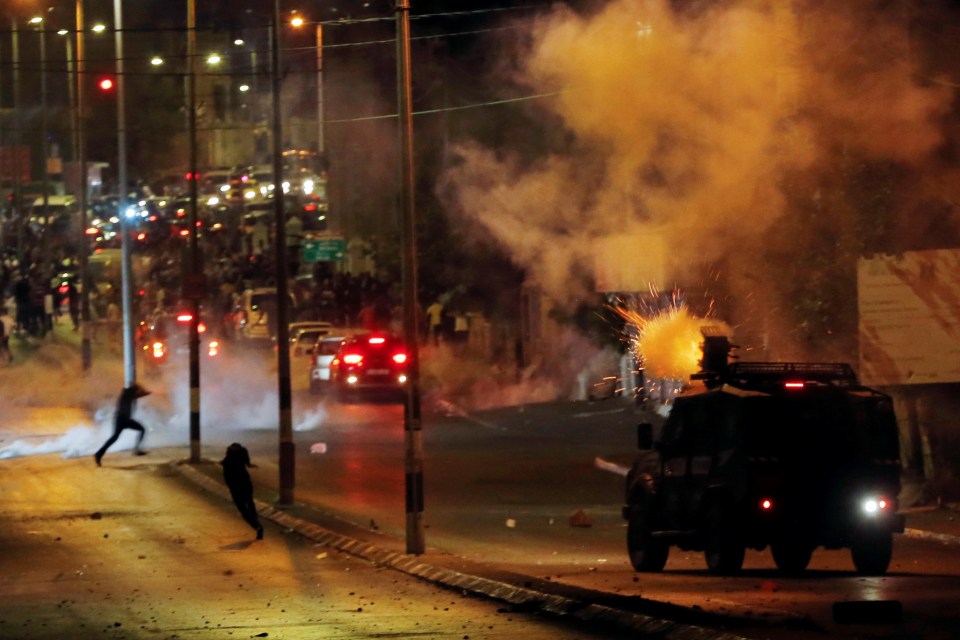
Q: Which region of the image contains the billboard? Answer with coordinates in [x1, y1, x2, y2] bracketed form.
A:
[858, 249, 960, 386]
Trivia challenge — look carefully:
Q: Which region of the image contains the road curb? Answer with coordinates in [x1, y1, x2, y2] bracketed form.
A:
[172, 460, 752, 640]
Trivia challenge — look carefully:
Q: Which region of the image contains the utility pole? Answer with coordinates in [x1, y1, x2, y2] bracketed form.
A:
[76, 0, 92, 370]
[12, 21, 23, 266]
[273, 0, 295, 505]
[396, 0, 425, 555]
[315, 22, 324, 155]
[186, 0, 202, 463]
[35, 18, 50, 247]
[114, 0, 136, 387]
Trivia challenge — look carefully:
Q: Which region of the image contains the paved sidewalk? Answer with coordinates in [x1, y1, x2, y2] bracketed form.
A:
[0, 451, 667, 640]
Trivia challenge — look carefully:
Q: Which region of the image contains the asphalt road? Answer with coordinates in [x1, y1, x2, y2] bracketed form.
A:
[0, 452, 634, 640]
[224, 390, 960, 640]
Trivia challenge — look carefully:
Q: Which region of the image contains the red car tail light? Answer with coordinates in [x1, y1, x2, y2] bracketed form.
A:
[368, 336, 386, 345]
[392, 353, 407, 364]
[342, 353, 363, 365]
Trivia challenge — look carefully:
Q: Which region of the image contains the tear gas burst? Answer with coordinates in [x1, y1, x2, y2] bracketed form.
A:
[617, 303, 730, 380]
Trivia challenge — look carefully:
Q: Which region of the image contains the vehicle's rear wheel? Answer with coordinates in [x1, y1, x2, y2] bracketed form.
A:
[627, 505, 669, 572]
[704, 506, 745, 575]
[850, 530, 893, 576]
[771, 540, 813, 575]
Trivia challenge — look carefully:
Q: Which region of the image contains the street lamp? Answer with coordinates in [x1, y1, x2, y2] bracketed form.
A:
[75, 0, 93, 370]
[113, 0, 137, 388]
[289, 15, 324, 155]
[396, 0, 424, 556]
[29, 16, 50, 255]
[272, 0, 294, 505]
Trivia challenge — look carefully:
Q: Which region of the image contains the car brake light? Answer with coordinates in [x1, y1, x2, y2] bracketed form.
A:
[784, 381, 804, 389]
[369, 336, 386, 345]
[152, 342, 165, 359]
[343, 353, 363, 365]
[207, 340, 220, 357]
[760, 498, 774, 511]
[177, 313, 193, 323]
[392, 353, 407, 364]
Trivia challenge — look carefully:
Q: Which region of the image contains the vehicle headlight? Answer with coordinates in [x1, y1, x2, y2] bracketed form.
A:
[861, 496, 890, 516]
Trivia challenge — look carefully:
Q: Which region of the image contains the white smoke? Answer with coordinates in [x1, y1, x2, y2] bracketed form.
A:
[0, 339, 329, 460]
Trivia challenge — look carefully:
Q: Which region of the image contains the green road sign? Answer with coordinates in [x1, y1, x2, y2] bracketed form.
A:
[302, 237, 345, 262]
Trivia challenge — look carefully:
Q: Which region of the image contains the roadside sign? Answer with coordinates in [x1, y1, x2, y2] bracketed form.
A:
[303, 236, 345, 262]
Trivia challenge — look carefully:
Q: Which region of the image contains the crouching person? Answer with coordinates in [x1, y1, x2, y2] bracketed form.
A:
[221, 443, 264, 540]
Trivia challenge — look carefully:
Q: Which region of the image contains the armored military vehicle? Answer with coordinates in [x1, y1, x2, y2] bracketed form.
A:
[623, 335, 904, 576]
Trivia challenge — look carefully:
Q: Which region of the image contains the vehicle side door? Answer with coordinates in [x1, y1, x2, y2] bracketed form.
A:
[657, 403, 689, 529]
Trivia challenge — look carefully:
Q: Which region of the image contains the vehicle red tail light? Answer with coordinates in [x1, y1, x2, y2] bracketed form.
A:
[784, 382, 804, 389]
[343, 353, 363, 365]
[760, 498, 774, 511]
[368, 336, 386, 345]
[392, 353, 407, 364]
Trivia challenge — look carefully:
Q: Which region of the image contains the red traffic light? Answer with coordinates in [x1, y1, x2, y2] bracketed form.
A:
[98, 77, 114, 91]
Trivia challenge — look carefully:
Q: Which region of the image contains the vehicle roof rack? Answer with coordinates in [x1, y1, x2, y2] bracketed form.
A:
[725, 361, 859, 386]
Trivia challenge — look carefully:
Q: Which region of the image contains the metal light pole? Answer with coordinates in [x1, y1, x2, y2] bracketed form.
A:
[10, 21, 23, 265]
[75, 0, 92, 370]
[315, 22, 324, 155]
[273, 0, 294, 505]
[114, 0, 136, 387]
[186, 0, 202, 463]
[29, 17, 51, 252]
[396, 0, 425, 555]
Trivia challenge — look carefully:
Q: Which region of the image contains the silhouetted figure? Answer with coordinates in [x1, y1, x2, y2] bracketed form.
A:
[221, 443, 264, 540]
[94, 383, 151, 466]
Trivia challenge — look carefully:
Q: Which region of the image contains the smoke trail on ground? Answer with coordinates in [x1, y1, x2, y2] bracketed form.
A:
[0, 340, 329, 460]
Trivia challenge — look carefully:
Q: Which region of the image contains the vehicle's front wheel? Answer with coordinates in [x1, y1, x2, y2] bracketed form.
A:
[850, 530, 893, 576]
[627, 505, 669, 572]
[771, 540, 813, 575]
[704, 506, 745, 575]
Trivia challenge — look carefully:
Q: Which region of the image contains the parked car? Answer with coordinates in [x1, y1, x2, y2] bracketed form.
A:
[328, 333, 408, 402]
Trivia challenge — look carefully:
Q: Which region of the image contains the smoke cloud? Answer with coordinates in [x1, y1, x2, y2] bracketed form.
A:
[441, 0, 954, 358]
[0, 341, 326, 460]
